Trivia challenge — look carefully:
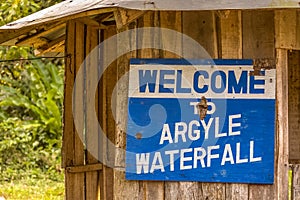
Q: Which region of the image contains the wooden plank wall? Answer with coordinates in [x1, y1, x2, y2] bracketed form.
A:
[288, 50, 300, 162]
[62, 9, 300, 200]
[63, 20, 103, 200]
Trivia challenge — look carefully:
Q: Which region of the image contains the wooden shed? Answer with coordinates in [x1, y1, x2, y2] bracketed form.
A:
[0, 0, 300, 199]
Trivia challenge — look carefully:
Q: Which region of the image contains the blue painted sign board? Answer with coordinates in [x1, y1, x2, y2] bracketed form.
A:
[125, 59, 275, 184]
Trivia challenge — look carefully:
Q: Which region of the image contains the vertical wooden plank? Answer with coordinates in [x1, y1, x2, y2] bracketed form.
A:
[63, 20, 76, 200]
[99, 26, 117, 200]
[114, 22, 141, 200]
[85, 25, 100, 200]
[297, 11, 300, 50]
[288, 50, 300, 162]
[183, 11, 218, 58]
[160, 11, 205, 200]
[166, 182, 202, 200]
[182, 10, 224, 200]
[137, 11, 160, 58]
[292, 164, 300, 200]
[137, 11, 163, 200]
[274, 49, 289, 200]
[275, 10, 299, 50]
[73, 21, 86, 200]
[160, 11, 182, 58]
[217, 10, 242, 59]
[217, 10, 249, 200]
[243, 10, 275, 59]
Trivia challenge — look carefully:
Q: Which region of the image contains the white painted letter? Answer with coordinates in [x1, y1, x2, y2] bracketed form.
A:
[215, 117, 227, 138]
[221, 144, 234, 165]
[180, 148, 193, 170]
[236, 142, 248, 164]
[150, 152, 165, 173]
[250, 141, 262, 162]
[194, 147, 206, 168]
[136, 153, 150, 174]
[200, 118, 213, 139]
[188, 120, 200, 141]
[229, 114, 241, 136]
[159, 124, 173, 145]
[175, 122, 187, 143]
[207, 145, 220, 167]
[165, 150, 179, 171]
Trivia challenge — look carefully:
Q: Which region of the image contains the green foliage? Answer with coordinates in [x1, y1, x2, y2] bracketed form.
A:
[0, 0, 64, 184]
[0, 59, 64, 181]
[0, 0, 61, 26]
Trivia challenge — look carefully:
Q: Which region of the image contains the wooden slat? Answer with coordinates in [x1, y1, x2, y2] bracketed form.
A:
[183, 11, 218, 58]
[217, 10, 249, 200]
[114, 23, 141, 200]
[292, 164, 300, 200]
[136, 11, 164, 200]
[275, 10, 300, 50]
[182, 10, 225, 200]
[73, 21, 86, 200]
[243, 10, 275, 59]
[67, 163, 103, 173]
[63, 20, 76, 200]
[165, 182, 203, 200]
[202, 184, 226, 199]
[137, 11, 160, 58]
[217, 10, 242, 59]
[99, 26, 117, 200]
[288, 50, 300, 162]
[160, 11, 182, 58]
[85, 25, 100, 200]
[273, 49, 289, 200]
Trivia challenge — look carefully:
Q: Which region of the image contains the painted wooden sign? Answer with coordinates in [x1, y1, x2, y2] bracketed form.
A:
[125, 59, 275, 184]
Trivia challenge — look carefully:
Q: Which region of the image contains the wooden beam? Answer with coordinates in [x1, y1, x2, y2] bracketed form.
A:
[15, 23, 66, 46]
[0, 7, 115, 45]
[77, 17, 108, 29]
[66, 163, 103, 173]
[35, 35, 65, 55]
[114, 8, 145, 30]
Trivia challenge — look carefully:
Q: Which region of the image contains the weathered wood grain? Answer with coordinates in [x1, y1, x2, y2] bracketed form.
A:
[137, 11, 160, 58]
[292, 164, 300, 200]
[99, 26, 117, 200]
[160, 11, 182, 58]
[243, 10, 275, 59]
[288, 50, 300, 162]
[63, 20, 76, 200]
[72, 20, 86, 200]
[217, 10, 242, 59]
[183, 11, 218, 58]
[275, 10, 300, 50]
[85, 25, 100, 200]
[273, 49, 289, 200]
[217, 10, 249, 200]
[114, 23, 141, 200]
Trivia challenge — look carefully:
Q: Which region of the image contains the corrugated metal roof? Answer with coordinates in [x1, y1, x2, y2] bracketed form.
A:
[1, 0, 299, 30]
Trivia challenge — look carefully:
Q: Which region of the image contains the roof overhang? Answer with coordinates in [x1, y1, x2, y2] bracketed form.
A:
[0, 0, 299, 55]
